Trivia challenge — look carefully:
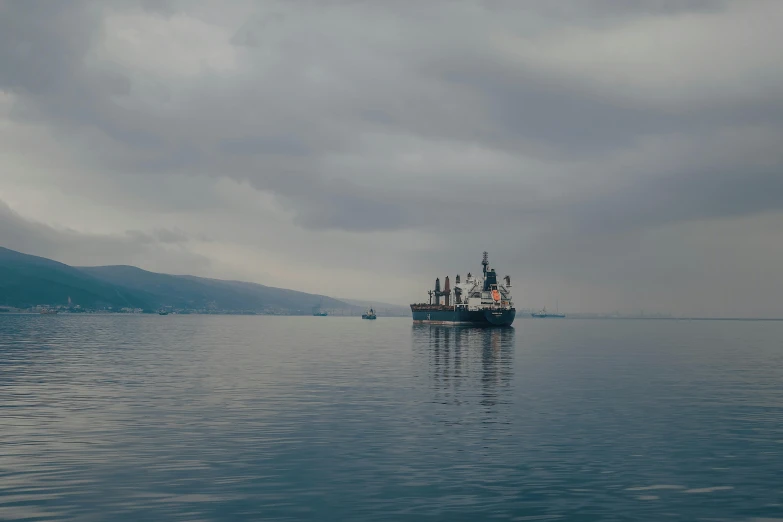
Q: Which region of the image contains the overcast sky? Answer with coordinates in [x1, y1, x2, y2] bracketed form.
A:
[2, 0, 782, 316]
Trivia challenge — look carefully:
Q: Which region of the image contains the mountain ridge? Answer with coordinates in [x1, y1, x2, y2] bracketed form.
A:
[79, 264, 351, 313]
[0, 246, 152, 309]
[0, 247, 360, 314]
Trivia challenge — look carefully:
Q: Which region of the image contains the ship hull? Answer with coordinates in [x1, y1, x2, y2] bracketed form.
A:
[411, 308, 515, 327]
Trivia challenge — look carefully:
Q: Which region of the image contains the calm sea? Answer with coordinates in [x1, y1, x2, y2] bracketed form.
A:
[1, 315, 782, 521]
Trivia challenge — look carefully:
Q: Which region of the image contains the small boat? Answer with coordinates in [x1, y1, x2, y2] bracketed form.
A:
[362, 308, 377, 320]
[158, 311, 169, 316]
[312, 300, 328, 316]
[531, 306, 565, 318]
[40, 308, 58, 315]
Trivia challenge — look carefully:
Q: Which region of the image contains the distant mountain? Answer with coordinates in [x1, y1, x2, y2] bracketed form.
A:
[0, 247, 151, 309]
[0, 246, 358, 313]
[80, 265, 352, 313]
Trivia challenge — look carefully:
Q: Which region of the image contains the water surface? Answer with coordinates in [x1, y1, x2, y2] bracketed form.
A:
[1, 315, 782, 521]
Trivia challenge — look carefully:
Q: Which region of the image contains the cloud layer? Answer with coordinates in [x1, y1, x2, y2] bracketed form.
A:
[1, 0, 782, 316]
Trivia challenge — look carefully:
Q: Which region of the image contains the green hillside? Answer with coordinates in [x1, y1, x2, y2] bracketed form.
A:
[0, 247, 151, 309]
[80, 265, 351, 313]
[0, 247, 357, 313]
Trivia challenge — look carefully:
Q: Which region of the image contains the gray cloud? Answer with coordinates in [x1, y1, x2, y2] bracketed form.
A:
[521, 0, 730, 20]
[1, 0, 782, 316]
[0, 200, 210, 271]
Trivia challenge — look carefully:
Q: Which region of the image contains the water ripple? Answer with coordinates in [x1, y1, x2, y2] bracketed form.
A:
[1, 315, 782, 520]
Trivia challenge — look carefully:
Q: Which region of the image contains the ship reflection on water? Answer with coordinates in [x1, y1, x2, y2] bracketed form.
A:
[411, 324, 515, 411]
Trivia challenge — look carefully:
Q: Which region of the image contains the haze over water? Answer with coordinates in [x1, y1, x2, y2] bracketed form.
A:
[1, 315, 782, 521]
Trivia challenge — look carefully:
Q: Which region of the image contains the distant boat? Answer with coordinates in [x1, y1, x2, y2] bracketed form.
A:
[158, 311, 169, 316]
[312, 299, 328, 316]
[40, 308, 58, 315]
[531, 306, 565, 318]
[362, 308, 377, 320]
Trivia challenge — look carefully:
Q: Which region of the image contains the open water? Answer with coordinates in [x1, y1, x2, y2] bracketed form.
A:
[0, 315, 782, 521]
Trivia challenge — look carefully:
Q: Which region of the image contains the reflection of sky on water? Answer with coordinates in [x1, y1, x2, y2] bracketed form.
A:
[2, 316, 783, 520]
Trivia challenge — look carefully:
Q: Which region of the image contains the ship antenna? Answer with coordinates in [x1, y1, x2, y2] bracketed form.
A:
[482, 251, 489, 276]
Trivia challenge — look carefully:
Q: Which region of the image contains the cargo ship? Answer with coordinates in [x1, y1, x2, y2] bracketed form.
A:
[410, 252, 516, 327]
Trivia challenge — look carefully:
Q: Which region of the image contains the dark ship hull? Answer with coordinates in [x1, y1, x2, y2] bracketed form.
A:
[411, 306, 515, 327]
